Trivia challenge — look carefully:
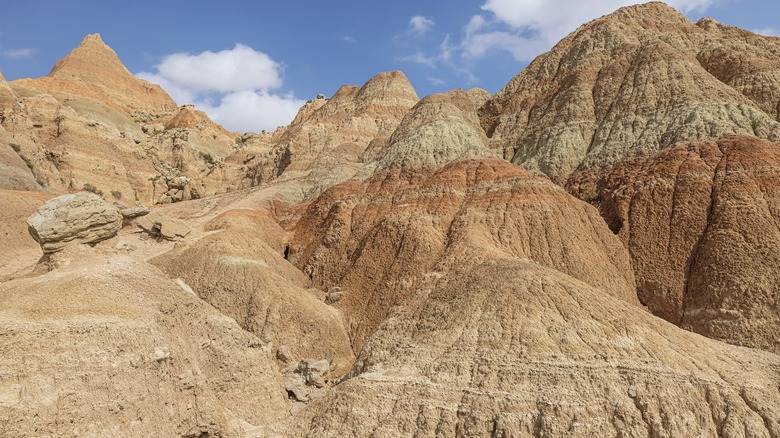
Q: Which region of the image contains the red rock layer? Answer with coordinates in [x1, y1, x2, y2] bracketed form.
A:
[597, 135, 780, 353]
[290, 158, 638, 350]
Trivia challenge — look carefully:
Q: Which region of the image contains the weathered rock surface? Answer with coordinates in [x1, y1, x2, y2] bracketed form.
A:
[252, 71, 419, 202]
[480, 2, 780, 182]
[152, 207, 355, 375]
[281, 259, 780, 437]
[284, 359, 331, 402]
[4, 3, 780, 437]
[2, 35, 252, 205]
[15, 33, 175, 116]
[0, 190, 52, 277]
[0, 254, 289, 437]
[136, 211, 191, 240]
[375, 89, 500, 169]
[27, 192, 122, 253]
[595, 135, 780, 353]
[290, 159, 638, 351]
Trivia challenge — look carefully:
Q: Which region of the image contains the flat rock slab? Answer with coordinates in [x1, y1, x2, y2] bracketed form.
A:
[137, 211, 191, 241]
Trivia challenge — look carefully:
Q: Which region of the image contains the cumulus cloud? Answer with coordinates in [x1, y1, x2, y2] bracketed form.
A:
[409, 15, 436, 35]
[198, 90, 305, 134]
[137, 44, 303, 133]
[473, 0, 717, 60]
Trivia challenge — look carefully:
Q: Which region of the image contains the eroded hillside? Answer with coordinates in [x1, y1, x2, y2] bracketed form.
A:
[2, 2, 780, 437]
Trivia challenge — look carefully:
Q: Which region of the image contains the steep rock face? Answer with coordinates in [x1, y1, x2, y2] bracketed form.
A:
[0, 133, 42, 191]
[0, 253, 289, 437]
[0, 77, 43, 191]
[5, 93, 159, 203]
[152, 208, 355, 375]
[20, 33, 176, 116]
[142, 104, 242, 204]
[0, 190, 52, 277]
[696, 18, 780, 121]
[256, 71, 419, 200]
[597, 136, 780, 353]
[375, 89, 500, 169]
[285, 259, 780, 437]
[480, 2, 780, 182]
[290, 159, 638, 350]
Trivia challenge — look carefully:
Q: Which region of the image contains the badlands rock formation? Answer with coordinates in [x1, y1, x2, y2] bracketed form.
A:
[286, 259, 780, 437]
[376, 88, 499, 169]
[290, 159, 639, 350]
[253, 71, 419, 200]
[3, 2, 780, 437]
[14, 33, 175, 116]
[598, 136, 780, 353]
[480, 2, 780, 182]
[0, 252, 289, 437]
[152, 207, 355, 375]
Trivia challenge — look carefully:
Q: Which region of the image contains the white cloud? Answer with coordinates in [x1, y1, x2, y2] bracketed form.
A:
[199, 90, 305, 133]
[474, 0, 717, 60]
[399, 1, 719, 86]
[2, 48, 36, 58]
[153, 44, 280, 93]
[137, 44, 303, 133]
[753, 27, 779, 37]
[341, 36, 357, 43]
[409, 15, 435, 35]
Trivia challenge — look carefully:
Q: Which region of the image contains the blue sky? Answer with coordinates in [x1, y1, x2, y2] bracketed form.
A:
[1, 0, 778, 133]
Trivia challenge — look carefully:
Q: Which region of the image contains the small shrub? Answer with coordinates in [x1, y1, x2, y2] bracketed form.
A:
[83, 183, 103, 196]
[111, 190, 122, 199]
[23, 158, 33, 170]
[199, 151, 215, 165]
[10, 143, 21, 153]
[325, 287, 343, 305]
[580, 186, 599, 204]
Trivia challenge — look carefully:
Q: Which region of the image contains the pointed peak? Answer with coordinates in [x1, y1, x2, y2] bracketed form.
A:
[0, 71, 5, 82]
[49, 33, 127, 79]
[39, 33, 176, 113]
[79, 33, 106, 46]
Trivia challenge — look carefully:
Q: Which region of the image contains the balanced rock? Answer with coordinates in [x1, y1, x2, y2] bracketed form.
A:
[27, 192, 122, 253]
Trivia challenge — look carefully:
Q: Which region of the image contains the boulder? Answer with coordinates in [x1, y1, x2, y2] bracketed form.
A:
[27, 192, 122, 253]
[284, 359, 331, 402]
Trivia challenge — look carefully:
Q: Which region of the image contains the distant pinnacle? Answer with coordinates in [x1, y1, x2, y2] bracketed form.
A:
[48, 33, 127, 78]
